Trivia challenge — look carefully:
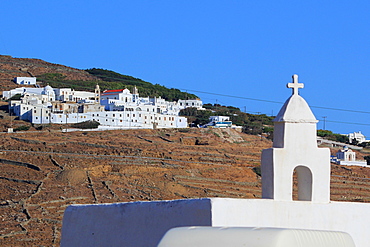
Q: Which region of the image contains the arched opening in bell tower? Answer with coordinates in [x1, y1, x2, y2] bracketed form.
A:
[292, 165, 313, 201]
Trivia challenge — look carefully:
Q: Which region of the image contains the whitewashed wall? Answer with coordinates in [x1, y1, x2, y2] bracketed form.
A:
[61, 198, 370, 247]
[61, 199, 212, 247]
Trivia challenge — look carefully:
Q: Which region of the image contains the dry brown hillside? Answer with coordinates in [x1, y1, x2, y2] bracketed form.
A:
[0, 128, 369, 246]
[0, 55, 97, 91]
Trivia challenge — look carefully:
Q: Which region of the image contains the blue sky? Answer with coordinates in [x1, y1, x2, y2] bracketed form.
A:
[1, 1, 369, 136]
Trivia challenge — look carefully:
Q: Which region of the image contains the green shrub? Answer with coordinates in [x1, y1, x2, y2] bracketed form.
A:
[71, 120, 100, 129]
[317, 130, 349, 143]
[253, 166, 262, 177]
[13, 125, 30, 132]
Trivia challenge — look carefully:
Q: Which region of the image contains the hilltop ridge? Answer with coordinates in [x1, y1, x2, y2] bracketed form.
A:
[0, 55, 197, 101]
[0, 55, 97, 91]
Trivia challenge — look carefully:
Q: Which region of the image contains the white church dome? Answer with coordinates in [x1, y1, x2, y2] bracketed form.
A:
[42, 85, 54, 95]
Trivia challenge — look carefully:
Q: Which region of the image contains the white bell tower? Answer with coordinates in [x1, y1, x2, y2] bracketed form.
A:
[261, 75, 331, 202]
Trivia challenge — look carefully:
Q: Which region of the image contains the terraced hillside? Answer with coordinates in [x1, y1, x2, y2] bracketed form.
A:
[0, 128, 369, 246]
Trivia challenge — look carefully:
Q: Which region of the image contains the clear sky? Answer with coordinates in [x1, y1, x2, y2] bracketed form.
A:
[1, 1, 369, 137]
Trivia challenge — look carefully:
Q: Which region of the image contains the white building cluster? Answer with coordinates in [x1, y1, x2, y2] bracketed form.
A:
[3, 83, 205, 129]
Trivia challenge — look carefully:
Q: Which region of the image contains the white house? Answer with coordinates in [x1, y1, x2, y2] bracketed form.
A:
[206, 116, 233, 128]
[3, 87, 44, 100]
[10, 86, 56, 120]
[54, 88, 96, 102]
[178, 99, 205, 110]
[14, 77, 37, 85]
[12, 94, 46, 120]
[347, 131, 368, 144]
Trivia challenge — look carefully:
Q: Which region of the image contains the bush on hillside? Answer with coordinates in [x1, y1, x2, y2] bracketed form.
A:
[317, 129, 349, 143]
[13, 125, 30, 132]
[71, 120, 100, 129]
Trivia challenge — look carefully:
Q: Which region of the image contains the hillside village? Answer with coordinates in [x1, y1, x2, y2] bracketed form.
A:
[3, 79, 203, 129]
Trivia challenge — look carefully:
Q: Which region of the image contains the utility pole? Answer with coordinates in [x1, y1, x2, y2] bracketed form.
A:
[322, 116, 327, 130]
[8, 102, 13, 133]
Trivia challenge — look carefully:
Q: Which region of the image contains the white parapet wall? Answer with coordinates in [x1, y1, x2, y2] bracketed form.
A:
[61, 199, 212, 247]
[61, 198, 370, 247]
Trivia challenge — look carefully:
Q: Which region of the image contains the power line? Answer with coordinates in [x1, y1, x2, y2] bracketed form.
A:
[324, 120, 370, 127]
[181, 89, 283, 104]
[181, 88, 370, 115]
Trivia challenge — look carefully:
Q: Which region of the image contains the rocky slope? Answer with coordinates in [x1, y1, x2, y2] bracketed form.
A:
[0, 55, 97, 91]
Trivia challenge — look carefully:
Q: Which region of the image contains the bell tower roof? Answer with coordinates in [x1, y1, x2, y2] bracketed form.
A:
[274, 74, 317, 123]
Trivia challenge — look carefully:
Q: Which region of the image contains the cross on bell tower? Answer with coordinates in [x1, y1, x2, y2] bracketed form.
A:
[287, 74, 304, 95]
